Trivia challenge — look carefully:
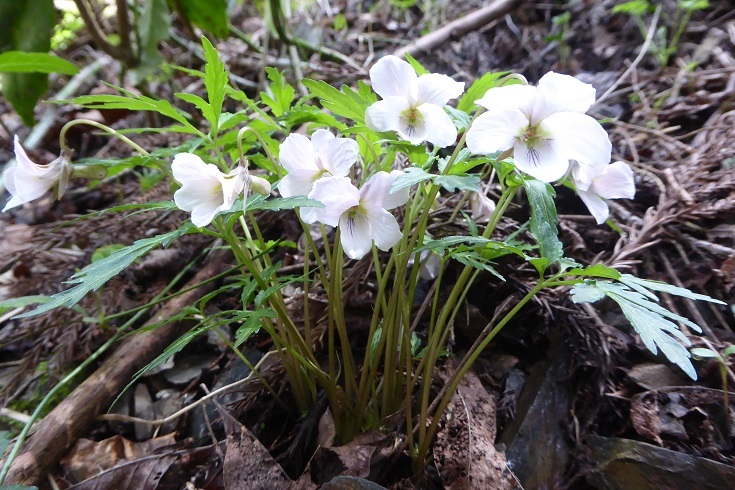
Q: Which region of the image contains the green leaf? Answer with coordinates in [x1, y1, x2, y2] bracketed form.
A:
[403, 53, 428, 75]
[457, 71, 509, 113]
[392, 167, 433, 192]
[567, 263, 621, 280]
[65, 87, 201, 136]
[612, 0, 650, 15]
[723, 345, 735, 358]
[619, 274, 725, 304]
[16, 224, 193, 318]
[0, 51, 77, 74]
[175, 0, 229, 37]
[249, 196, 325, 212]
[569, 281, 606, 304]
[202, 36, 228, 132]
[433, 174, 481, 193]
[690, 347, 719, 359]
[134, 0, 170, 81]
[0, 295, 52, 315]
[522, 179, 563, 271]
[261, 67, 295, 117]
[0, 0, 56, 125]
[445, 106, 471, 132]
[91, 244, 126, 263]
[234, 309, 276, 347]
[571, 279, 701, 380]
[302, 78, 375, 124]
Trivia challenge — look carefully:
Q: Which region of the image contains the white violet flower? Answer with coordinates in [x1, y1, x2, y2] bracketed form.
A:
[3, 135, 72, 211]
[572, 160, 635, 224]
[365, 55, 464, 147]
[308, 171, 409, 259]
[279, 129, 358, 198]
[470, 191, 497, 223]
[466, 72, 611, 183]
[172, 153, 248, 227]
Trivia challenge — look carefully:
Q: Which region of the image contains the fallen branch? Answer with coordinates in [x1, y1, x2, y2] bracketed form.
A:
[2, 250, 232, 486]
[393, 0, 525, 59]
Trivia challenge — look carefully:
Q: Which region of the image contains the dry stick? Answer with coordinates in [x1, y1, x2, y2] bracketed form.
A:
[393, 0, 525, 59]
[2, 251, 232, 486]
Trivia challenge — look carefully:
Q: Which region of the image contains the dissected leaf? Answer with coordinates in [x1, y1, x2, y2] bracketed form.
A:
[202, 36, 228, 132]
[261, 67, 295, 117]
[16, 224, 193, 318]
[456, 71, 509, 113]
[302, 78, 375, 124]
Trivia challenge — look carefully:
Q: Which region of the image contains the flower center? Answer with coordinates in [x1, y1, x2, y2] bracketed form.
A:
[400, 107, 423, 137]
[520, 125, 542, 148]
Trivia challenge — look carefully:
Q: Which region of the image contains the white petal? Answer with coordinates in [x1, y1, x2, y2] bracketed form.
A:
[590, 161, 635, 200]
[466, 110, 527, 155]
[369, 55, 417, 100]
[416, 74, 464, 106]
[365, 97, 410, 133]
[360, 171, 409, 210]
[190, 201, 222, 227]
[308, 176, 360, 226]
[279, 168, 323, 198]
[535, 72, 596, 121]
[513, 138, 570, 182]
[14, 135, 48, 177]
[279, 133, 317, 173]
[174, 182, 223, 227]
[172, 153, 221, 185]
[417, 104, 457, 148]
[541, 112, 611, 168]
[578, 188, 610, 225]
[320, 137, 359, 177]
[571, 160, 607, 191]
[365, 205, 403, 252]
[310, 129, 335, 154]
[340, 211, 373, 260]
[476, 84, 537, 118]
[220, 167, 247, 210]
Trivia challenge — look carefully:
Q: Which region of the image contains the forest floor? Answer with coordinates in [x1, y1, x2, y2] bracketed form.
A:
[1, 0, 735, 488]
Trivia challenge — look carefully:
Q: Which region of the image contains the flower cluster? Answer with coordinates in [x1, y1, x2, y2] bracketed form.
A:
[278, 130, 409, 259]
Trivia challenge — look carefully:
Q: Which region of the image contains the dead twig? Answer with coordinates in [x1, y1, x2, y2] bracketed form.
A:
[2, 251, 232, 486]
[394, 0, 525, 59]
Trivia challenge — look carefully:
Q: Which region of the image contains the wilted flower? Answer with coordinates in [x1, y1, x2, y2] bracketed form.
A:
[572, 161, 635, 224]
[172, 153, 247, 227]
[3, 135, 72, 211]
[308, 171, 409, 259]
[365, 55, 464, 147]
[469, 191, 496, 223]
[466, 72, 611, 182]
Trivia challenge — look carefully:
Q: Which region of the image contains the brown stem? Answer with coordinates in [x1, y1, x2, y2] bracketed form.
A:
[73, 0, 125, 61]
[115, 0, 138, 67]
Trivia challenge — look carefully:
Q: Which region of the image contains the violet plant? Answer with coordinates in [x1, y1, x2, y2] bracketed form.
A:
[1, 38, 725, 472]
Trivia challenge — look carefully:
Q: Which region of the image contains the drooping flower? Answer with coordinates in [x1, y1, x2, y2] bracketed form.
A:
[3, 135, 72, 211]
[172, 153, 247, 227]
[469, 191, 496, 222]
[571, 161, 635, 224]
[466, 72, 611, 182]
[308, 171, 409, 259]
[279, 129, 358, 198]
[365, 55, 464, 147]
